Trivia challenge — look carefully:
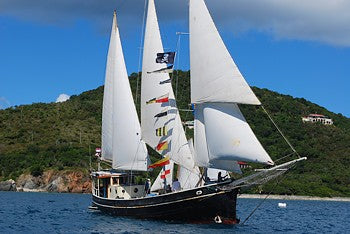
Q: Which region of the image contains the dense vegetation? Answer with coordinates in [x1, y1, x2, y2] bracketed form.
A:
[0, 71, 349, 197]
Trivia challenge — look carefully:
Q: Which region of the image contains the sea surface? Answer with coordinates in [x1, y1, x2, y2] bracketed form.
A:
[0, 191, 349, 233]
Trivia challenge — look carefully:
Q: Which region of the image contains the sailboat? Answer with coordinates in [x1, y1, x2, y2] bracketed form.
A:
[91, 0, 306, 224]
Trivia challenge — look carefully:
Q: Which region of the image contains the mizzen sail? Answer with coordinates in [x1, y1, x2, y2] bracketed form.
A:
[102, 11, 148, 171]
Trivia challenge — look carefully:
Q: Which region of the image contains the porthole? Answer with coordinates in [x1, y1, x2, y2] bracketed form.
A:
[134, 188, 139, 193]
[196, 190, 202, 195]
[122, 190, 125, 193]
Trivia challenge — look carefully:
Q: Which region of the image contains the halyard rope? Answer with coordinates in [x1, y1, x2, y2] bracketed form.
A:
[135, 0, 148, 105]
[261, 105, 301, 158]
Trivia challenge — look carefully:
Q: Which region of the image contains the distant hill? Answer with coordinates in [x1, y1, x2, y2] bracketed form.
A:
[0, 71, 349, 197]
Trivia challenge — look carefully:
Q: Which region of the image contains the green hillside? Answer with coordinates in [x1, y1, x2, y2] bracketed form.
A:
[0, 71, 349, 197]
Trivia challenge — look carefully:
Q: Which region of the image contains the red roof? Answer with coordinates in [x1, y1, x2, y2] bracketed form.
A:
[308, 114, 325, 117]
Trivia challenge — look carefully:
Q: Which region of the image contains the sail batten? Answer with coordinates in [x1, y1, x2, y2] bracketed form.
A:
[102, 12, 148, 171]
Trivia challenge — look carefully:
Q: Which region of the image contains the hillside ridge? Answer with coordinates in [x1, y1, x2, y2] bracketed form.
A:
[0, 71, 349, 197]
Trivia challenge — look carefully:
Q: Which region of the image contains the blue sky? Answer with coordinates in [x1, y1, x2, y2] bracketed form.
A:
[0, 0, 349, 117]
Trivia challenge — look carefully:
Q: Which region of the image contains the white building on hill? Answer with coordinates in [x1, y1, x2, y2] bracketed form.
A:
[302, 114, 333, 125]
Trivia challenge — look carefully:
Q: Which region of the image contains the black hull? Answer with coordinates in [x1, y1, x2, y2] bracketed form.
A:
[92, 182, 239, 224]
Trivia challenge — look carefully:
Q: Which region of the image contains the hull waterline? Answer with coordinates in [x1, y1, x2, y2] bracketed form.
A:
[92, 182, 239, 224]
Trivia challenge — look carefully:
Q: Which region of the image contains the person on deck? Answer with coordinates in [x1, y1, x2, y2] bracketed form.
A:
[218, 172, 228, 182]
[172, 178, 181, 192]
[145, 179, 151, 194]
[166, 184, 172, 193]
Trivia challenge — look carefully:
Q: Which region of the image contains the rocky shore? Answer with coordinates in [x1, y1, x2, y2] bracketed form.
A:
[0, 169, 91, 193]
[0, 179, 17, 191]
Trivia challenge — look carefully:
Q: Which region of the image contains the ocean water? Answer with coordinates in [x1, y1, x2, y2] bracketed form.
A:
[0, 191, 349, 233]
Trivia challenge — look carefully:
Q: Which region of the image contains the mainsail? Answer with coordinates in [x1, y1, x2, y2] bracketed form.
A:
[190, 0, 274, 170]
[101, 11, 148, 171]
[141, 0, 194, 171]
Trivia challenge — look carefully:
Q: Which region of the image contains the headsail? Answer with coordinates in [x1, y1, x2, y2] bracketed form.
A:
[141, 0, 194, 170]
[190, 0, 274, 170]
[102, 11, 149, 171]
[201, 103, 273, 165]
[189, 0, 260, 105]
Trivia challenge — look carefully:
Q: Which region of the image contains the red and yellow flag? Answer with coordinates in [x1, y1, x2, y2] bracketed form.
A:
[156, 141, 168, 151]
[148, 156, 170, 169]
[146, 94, 169, 104]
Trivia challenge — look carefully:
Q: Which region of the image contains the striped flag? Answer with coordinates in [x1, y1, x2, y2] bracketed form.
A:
[147, 65, 173, 74]
[146, 94, 169, 104]
[156, 141, 168, 151]
[160, 169, 171, 179]
[156, 126, 167, 136]
[148, 156, 170, 169]
[159, 78, 172, 85]
[154, 111, 168, 118]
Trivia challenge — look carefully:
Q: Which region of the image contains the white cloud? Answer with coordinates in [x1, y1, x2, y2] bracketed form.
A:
[1, 0, 350, 46]
[206, 0, 350, 47]
[56, 94, 70, 103]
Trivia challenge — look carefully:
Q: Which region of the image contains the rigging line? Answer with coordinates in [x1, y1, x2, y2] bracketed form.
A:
[135, 0, 148, 105]
[175, 35, 181, 98]
[196, 169, 206, 187]
[182, 167, 195, 188]
[274, 152, 296, 163]
[179, 109, 193, 112]
[99, 159, 112, 169]
[261, 105, 301, 158]
[241, 174, 284, 225]
[183, 108, 191, 135]
[128, 140, 145, 195]
[171, 32, 182, 99]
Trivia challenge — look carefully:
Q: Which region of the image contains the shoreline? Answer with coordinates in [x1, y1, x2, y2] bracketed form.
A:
[238, 194, 350, 202]
[1, 188, 350, 202]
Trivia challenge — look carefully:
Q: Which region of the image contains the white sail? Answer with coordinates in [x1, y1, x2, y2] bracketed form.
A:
[178, 139, 203, 189]
[178, 166, 202, 189]
[189, 0, 260, 105]
[141, 0, 194, 170]
[102, 12, 148, 171]
[150, 161, 174, 192]
[190, 0, 274, 169]
[101, 12, 117, 162]
[194, 105, 243, 172]
[197, 103, 273, 165]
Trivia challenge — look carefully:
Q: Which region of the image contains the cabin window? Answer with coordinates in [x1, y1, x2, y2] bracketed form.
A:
[112, 177, 118, 185]
[119, 177, 125, 184]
